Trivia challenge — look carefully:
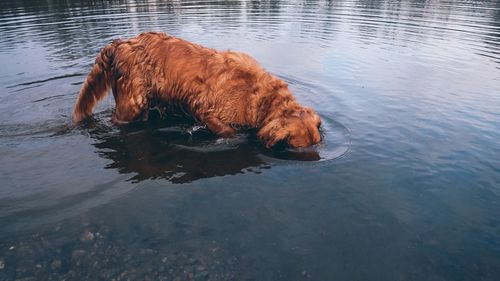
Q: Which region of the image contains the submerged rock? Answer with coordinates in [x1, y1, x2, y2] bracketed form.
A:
[51, 259, 62, 270]
[72, 249, 87, 259]
[80, 230, 95, 242]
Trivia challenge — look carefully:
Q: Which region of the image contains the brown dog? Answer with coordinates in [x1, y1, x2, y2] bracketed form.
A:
[73, 32, 321, 148]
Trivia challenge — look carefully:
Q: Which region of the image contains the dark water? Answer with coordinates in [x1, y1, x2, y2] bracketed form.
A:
[1, 0, 500, 280]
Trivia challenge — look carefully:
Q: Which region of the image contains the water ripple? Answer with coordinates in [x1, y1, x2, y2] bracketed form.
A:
[6, 73, 84, 90]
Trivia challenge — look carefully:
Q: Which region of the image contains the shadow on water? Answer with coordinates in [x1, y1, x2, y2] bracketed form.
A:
[88, 116, 270, 184]
[84, 108, 349, 184]
[83, 110, 348, 184]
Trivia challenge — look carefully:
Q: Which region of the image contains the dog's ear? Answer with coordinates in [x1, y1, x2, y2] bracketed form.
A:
[258, 119, 290, 148]
[267, 129, 289, 148]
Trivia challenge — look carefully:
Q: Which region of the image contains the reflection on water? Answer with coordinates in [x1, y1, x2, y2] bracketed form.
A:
[86, 111, 347, 183]
[2, 0, 500, 65]
[1, 0, 500, 280]
[88, 116, 270, 184]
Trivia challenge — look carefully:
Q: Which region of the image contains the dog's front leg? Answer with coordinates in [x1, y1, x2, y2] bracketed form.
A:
[204, 116, 235, 137]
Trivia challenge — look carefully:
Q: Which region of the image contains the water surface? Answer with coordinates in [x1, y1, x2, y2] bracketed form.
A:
[1, 0, 500, 280]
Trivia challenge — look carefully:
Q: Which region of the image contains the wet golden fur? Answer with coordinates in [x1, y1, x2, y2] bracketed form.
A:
[73, 32, 321, 148]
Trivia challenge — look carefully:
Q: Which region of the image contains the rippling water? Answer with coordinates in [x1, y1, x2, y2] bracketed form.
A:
[1, 0, 499, 280]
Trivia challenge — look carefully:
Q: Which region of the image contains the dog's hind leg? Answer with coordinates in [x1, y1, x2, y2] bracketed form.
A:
[111, 79, 149, 124]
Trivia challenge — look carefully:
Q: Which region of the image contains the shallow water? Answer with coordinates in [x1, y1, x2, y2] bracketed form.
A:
[1, 0, 500, 280]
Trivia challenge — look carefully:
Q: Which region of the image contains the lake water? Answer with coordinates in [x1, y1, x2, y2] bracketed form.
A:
[1, 0, 499, 280]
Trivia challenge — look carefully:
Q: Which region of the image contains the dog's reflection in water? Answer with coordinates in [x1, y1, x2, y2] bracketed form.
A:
[87, 111, 320, 184]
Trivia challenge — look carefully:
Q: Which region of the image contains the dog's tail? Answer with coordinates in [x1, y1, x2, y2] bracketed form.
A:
[72, 43, 116, 123]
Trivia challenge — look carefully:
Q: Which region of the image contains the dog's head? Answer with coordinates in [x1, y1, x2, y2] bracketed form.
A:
[258, 107, 322, 149]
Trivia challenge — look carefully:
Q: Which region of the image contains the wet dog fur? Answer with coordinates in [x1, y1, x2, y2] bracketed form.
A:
[73, 32, 321, 148]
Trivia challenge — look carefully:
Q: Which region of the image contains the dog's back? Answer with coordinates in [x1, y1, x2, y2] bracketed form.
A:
[74, 32, 263, 122]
